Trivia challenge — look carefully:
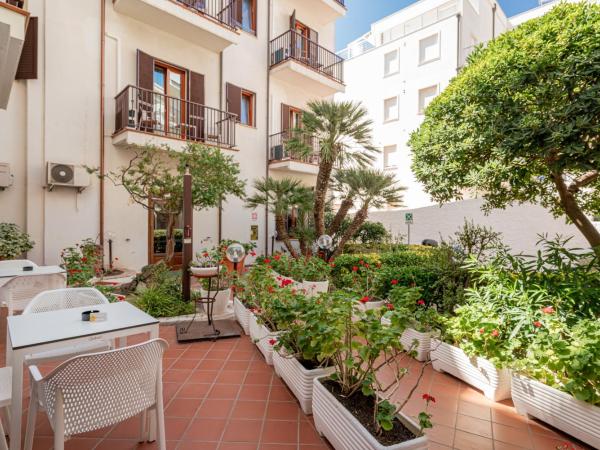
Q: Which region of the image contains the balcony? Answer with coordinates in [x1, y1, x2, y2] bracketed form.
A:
[268, 130, 320, 176]
[113, 0, 240, 52]
[269, 30, 345, 96]
[0, 0, 29, 109]
[306, 0, 347, 22]
[113, 85, 236, 150]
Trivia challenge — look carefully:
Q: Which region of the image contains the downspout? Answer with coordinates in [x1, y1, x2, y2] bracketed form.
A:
[492, 2, 497, 38]
[218, 50, 223, 243]
[456, 13, 461, 72]
[264, 0, 271, 255]
[99, 0, 106, 255]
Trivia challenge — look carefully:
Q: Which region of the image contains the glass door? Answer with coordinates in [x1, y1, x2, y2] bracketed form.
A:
[153, 63, 186, 138]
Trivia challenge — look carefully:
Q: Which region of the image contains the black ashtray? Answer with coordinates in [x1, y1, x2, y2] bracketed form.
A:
[82, 310, 100, 321]
[22, 266, 34, 271]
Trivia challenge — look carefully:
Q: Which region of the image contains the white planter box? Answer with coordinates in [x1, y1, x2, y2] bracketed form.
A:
[357, 299, 386, 311]
[190, 266, 219, 277]
[302, 280, 329, 297]
[430, 339, 511, 401]
[233, 297, 251, 334]
[511, 374, 600, 449]
[272, 351, 334, 414]
[312, 377, 428, 450]
[248, 313, 279, 365]
[199, 288, 231, 316]
[400, 328, 432, 362]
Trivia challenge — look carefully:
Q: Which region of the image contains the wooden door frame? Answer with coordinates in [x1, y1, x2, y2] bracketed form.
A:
[154, 61, 187, 139]
[147, 205, 183, 268]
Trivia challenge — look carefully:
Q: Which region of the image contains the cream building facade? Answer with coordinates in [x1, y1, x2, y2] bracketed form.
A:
[0, 0, 346, 270]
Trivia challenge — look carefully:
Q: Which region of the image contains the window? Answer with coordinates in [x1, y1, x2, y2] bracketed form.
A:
[241, 0, 256, 34]
[240, 90, 255, 126]
[419, 33, 440, 65]
[383, 145, 397, 168]
[383, 96, 398, 122]
[418, 85, 438, 114]
[383, 50, 399, 76]
[153, 62, 186, 137]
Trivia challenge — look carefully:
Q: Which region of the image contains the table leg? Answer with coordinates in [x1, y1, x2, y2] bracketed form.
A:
[9, 350, 23, 450]
[147, 325, 160, 442]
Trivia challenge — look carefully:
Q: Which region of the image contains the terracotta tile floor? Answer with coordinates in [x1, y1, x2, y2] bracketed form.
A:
[1, 319, 591, 450]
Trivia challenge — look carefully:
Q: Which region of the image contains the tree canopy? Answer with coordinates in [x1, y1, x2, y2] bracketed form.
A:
[409, 2, 600, 250]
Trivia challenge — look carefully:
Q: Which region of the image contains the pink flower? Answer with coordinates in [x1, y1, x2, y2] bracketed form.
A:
[541, 306, 555, 314]
[491, 329, 499, 337]
[533, 321, 542, 328]
[422, 393, 436, 403]
[360, 296, 370, 303]
[391, 279, 398, 285]
[417, 299, 425, 306]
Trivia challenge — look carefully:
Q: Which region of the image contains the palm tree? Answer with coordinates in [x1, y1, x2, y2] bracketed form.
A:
[289, 100, 379, 237]
[330, 170, 406, 259]
[245, 177, 312, 258]
[328, 168, 362, 237]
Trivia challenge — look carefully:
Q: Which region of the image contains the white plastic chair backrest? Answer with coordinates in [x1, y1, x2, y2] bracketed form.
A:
[23, 288, 109, 315]
[39, 338, 168, 436]
[0, 274, 67, 314]
[0, 260, 38, 270]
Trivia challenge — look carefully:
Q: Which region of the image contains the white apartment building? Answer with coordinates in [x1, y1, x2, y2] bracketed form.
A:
[337, 0, 509, 210]
[0, 0, 346, 270]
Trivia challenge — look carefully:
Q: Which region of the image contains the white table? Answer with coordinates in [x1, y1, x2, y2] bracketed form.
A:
[6, 301, 159, 450]
[0, 265, 65, 288]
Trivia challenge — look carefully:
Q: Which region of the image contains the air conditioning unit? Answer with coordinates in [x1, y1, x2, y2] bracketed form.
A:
[0, 163, 13, 190]
[47, 162, 90, 192]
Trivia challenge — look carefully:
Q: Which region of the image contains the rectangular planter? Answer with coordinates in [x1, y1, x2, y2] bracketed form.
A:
[430, 339, 512, 401]
[380, 320, 432, 363]
[233, 297, 251, 335]
[511, 374, 600, 449]
[312, 377, 428, 450]
[248, 313, 279, 365]
[302, 280, 329, 297]
[272, 350, 334, 414]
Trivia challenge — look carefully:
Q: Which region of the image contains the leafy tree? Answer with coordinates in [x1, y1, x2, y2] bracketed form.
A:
[98, 144, 245, 264]
[245, 177, 313, 257]
[330, 170, 405, 258]
[409, 3, 600, 253]
[288, 100, 379, 237]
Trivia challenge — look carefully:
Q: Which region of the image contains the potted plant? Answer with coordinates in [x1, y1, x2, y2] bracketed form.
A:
[383, 284, 441, 362]
[0, 223, 34, 260]
[190, 247, 220, 277]
[231, 264, 271, 334]
[265, 253, 298, 284]
[299, 256, 331, 297]
[219, 239, 256, 275]
[311, 291, 432, 449]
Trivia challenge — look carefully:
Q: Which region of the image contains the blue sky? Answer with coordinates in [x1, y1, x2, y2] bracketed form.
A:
[336, 0, 541, 50]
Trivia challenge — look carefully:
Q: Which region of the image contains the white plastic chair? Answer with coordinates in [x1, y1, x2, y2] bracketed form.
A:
[0, 273, 66, 315]
[22, 288, 113, 364]
[25, 338, 168, 450]
[0, 367, 11, 450]
[0, 259, 37, 270]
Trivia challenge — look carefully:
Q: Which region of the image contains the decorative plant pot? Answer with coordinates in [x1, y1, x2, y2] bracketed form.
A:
[199, 288, 231, 316]
[400, 328, 432, 362]
[190, 266, 219, 277]
[233, 297, 251, 334]
[272, 351, 334, 414]
[430, 339, 511, 401]
[248, 314, 279, 365]
[302, 280, 329, 297]
[511, 374, 600, 449]
[312, 377, 428, 450]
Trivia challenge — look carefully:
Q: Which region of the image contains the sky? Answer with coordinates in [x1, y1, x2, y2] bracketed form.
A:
[335, 0, 542, 50]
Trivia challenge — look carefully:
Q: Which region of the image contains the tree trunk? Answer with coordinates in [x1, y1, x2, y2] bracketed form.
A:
[552, 172, 600, 255]
[275, 214, 298, 258]
[328, 193, 355, 237]
[164, 213, 177, 265]
[330, 204, 369, 259]
[314, 158, 335, 237]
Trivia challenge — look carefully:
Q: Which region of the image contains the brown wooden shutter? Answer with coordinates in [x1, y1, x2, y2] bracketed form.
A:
[188, 71, 205, 141]
[137, 50, 154, 90]
[226, 83, 242, 122]
[136, 50, 154, 131]
[281, 104, 290, 133]
[16, 17, 38, 80]
[234, 0, 243, 27]
[309, 27, 318, 44]
[308, 27, 319, 67]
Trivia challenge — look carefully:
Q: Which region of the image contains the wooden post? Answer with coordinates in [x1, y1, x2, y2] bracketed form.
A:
[182, 166, 193, 302]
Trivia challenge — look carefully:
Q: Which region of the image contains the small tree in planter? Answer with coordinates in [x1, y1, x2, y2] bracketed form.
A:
[0, 223, 34, 260]
[60, 239, 103, 286]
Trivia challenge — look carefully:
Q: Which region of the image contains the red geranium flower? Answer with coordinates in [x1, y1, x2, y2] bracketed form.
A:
[264, 258, 271, 264]
[541, 306, 555, 314]
[352, 266, 359, 272]
[81, 257, 87, 263]
[386, 303, 394, 310]
[280, 279, 293, 287]
[274, 254, 281, 261]
[364, 263, 370, 268]
[359, 260, 364, 265]
[422, 393, 436, 403]
[268, 338, 277, 346]
[202, 252, 209, 257]
[533, 321, 542, 328]
[268, 286, 275, 293]
[491, 329, 499, 337]
[391, 279, 398, 285]
[330, 262, 336, 268]
[417, 299, 425, 306]
[250, 251, 256, 257]
[360, 296, 370, 303]
[479, 328, 485, 334]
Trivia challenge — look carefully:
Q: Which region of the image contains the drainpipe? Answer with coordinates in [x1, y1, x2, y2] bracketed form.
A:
[456, 13, 461, 72]
[218, 50, 223, 243]
[264, 0, 271, 255]
[492, 3, 497, 38]
[99, 0, 106, 256]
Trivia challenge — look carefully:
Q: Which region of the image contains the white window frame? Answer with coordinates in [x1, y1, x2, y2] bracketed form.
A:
[383, 49, 399, 77]
[383, 145, 398, 168]
[383, 96, 399, 122]
[418, 85, 438, 115]
[418, 32, 441, 66]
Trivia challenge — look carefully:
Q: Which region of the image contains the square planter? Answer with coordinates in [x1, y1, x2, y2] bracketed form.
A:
[312, 377, 428, 450]
[511, 373, 600, 449]
[233, 297, 251, 334]
[249, 313, 279, 365]
[302, 280, 329, 297]
[272, 350, 334, 414]
[430, 339, 512, 401]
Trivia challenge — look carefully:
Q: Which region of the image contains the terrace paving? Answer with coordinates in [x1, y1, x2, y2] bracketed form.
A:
[0, 316, 589, 450]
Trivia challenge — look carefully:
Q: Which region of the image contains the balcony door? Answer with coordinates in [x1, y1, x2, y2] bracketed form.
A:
[153, 63, 186, 139]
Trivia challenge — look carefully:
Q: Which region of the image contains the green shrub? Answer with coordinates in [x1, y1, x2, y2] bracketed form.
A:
[134, 286, 194, 318]
[0, 223, 34, 259]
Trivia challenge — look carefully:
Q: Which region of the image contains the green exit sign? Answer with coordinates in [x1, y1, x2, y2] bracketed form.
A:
[405, 213, 413, 224]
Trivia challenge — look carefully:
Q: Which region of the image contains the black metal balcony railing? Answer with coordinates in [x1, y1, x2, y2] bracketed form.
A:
[269, 30, 344, 84]
[4, 0, 25, 8]
[115, 85, 236, 148]
[174, 0, 237, 30]
[269, 130, 321, 165]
